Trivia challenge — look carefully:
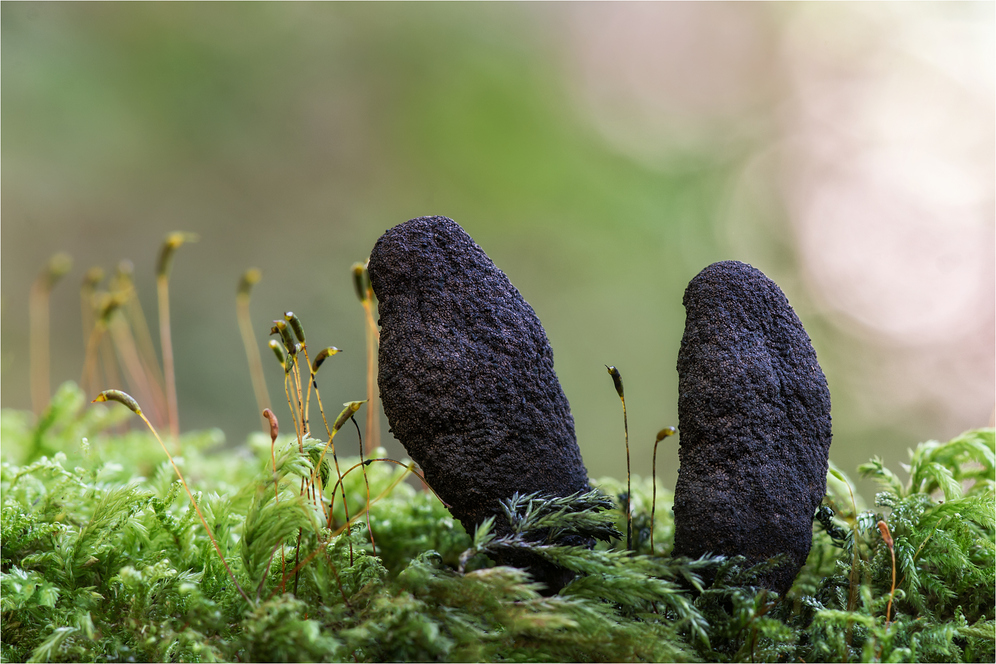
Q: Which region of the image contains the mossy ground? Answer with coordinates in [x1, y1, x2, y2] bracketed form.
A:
[2, 382, 993, 662]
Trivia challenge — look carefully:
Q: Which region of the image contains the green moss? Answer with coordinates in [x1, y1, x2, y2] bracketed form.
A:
[1, 382, 993, 662]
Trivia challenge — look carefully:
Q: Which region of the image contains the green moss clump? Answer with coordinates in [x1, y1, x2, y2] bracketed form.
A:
[2, 382, 993, 662]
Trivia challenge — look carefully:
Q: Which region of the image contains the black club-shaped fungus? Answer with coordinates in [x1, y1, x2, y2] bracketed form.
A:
[367, 216, 591, 592]
[673, 260, 832, 596]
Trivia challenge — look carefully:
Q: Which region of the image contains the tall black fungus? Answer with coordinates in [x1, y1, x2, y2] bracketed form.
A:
[673, 261, 832, 596]
[367, 216, 591, 592]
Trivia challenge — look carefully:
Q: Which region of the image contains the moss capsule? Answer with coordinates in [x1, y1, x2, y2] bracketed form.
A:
[271, 319, 296, 352]
[312, 347, 342, 374]
[606, 365, 624, 399]
[269, 339, 287, 370]
[333, 400, 365, 433]
[92, 389, 143, 415]
[351, 262, 368, 303]
[656, 426, 677, 442]
[238, 268, 262, 297]
[262, 407, 279, 442]
[284, 311, 306, 344]
[156, 232, 199, 279]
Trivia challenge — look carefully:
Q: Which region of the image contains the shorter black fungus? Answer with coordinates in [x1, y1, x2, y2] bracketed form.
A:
[368, 216, 591, 593]
[673, 260, 832, 595]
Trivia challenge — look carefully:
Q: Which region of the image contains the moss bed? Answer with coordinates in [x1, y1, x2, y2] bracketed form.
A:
[1, 383, 993, 662]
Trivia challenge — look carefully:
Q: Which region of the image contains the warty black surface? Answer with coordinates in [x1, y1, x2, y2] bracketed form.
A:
[368, 216, 591, 592]
[673, 260, 832, 595]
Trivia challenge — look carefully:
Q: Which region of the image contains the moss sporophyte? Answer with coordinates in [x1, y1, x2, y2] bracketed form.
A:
[2, 222, 993, 663]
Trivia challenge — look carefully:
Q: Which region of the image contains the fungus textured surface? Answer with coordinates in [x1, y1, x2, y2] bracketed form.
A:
[673, 260, 832, 595]
[368, 216, 591, 590]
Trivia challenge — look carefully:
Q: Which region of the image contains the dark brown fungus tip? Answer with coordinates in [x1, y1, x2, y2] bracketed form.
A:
[367, 216, 591, 593]
[673, 260, 832, 596]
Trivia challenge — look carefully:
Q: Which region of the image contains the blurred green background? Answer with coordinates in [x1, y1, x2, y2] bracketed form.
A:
[3, 2, 993, 496]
